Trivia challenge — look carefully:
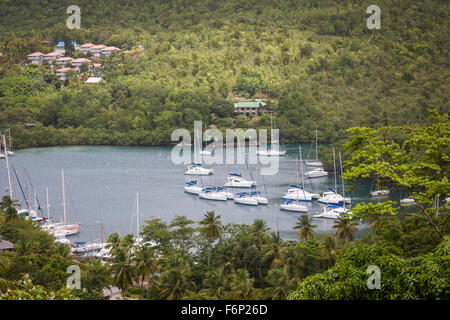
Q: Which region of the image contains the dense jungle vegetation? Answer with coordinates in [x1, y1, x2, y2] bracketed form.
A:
[0, 0, 448, 148]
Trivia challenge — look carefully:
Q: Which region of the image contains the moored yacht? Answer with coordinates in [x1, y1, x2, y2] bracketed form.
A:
[224, 174, 257, 188]
[184, 163, 214, 175]
[280, 199, 308, 212]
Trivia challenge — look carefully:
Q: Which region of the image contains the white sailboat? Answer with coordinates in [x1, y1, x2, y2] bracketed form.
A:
[46, 169, 79, 237]
[233, 192, 259, 206]
[184, 163, 214, 175]
[318, 148, 351, 205]
[305, 167, 328, 178]
[184, 180, 203, 195]
[313, 205, 349, 219]
[280, 199, 308, 212]
[224, 173, 257, 188]
[199, 187, 228, 201]
[306, 130, 323, 167]
[370, 189, 390, 197]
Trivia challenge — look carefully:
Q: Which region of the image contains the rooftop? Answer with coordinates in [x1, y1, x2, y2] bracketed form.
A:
[0, 238, 14, 251]
[71, 58, 90, 63]
[85, 77, 103, 84]
[44, 51, 63, 57]
[27, 51, 44, 57]
[233, 100, 267, 109]
[56, 67, 74, 72]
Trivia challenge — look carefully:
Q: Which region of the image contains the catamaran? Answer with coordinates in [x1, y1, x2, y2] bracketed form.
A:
[370, 189, 390, 197]
[224, 173, 257, 188]
[184, 163, 214, 175]
[304, 167, 328, 178]
[199, 187, 228, 201]
[313, 205, 349, 219]
[280, 199, 308, 212]
[233, 192, 258, 206]
[184, 180, 204, 194]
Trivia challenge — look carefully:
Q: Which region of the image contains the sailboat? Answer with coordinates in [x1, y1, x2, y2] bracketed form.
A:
[318, 149, 351, 205]
[257, 113, 286, 156]
[225, 173, 257, 188]
[283, 147, 319, 201]
[184, 180, 203, 194]
[199, 187, 228, 201]
[184, 163, 214, 175]
[280, 149, 308, 212]
[306, 130, 322, 167]
[46, 169, 79, 236]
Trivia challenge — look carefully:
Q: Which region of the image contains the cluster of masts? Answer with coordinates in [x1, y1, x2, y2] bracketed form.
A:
[183, 137, 353, 218]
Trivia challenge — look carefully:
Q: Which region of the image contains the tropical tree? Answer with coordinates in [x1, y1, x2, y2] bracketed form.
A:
[133, 245, 158, 299]
[250, 219, 269, 288]
[109, 246, 137, 296]
[319, 235, 338, 268]
[333, 217, 359, 244]
[159, 266, 196, 300]
[294, 215, 317, 241]
[199, 211, 222, 267]
[0, 196, 20, 224]
[201, 267, 228, 299]
[0, 254, 15, 293]
[264, 266, 298, 300]
[264, 232, 284, 268]
[228, 268, 259, 300]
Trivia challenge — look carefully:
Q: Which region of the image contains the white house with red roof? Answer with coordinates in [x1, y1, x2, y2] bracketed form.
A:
[80, 43, 94, 54]
[90, 44, 107, 57]
[42, 51, 64, 66]
[71, 57, 91, 71]
[55, 56, 73, 67]
[27, 52, 44, 64]
[55, 67, 75, 81]
[102, 46, 121, 56]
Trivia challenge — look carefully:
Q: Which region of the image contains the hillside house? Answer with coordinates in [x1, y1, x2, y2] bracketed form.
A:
[42, 51, 63, 66]
[90, 44, 107, 57]
[0, 238, 14, 253]
[27, 52, 44, 64]
[233, 99, 267, 116]
[55, 57, 73, 67]
[71, 58, 91, 71]
[55, 67, 75, 81]
[102, 46, 120, 56]
[80, 43, 94, 55]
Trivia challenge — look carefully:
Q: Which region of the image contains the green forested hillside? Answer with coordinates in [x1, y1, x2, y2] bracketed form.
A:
[0, 0, 448, 148]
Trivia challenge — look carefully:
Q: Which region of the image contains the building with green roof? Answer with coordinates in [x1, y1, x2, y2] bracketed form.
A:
[233, 99, 267, 116]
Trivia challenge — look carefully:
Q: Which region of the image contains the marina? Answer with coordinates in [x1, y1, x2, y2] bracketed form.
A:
[1, 144, 383, 243]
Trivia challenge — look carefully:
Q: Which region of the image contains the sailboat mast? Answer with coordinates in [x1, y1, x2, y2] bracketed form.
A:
[315, 130, 318, 160]
[333, 148, 337, 191]
[136, 192, 140, 239]
[339, 151, 346, 209]
[46, 187, 50, 220]
[3, 135, 13, 199]
[299, 146, 305, 189]
[62, 169, 66, 225]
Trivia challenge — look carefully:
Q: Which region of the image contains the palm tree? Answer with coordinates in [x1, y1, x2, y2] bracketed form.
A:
[0, 255, 15, 293]
[110, 246, 137, 297]
[319, 235, 338, 268]
[133, 245, 158, 299]
[199, 211, 222, 267]
[250, 219, 269, 288]
[333, 216, 359, 244]
[0, 196, 19, 224]
[228, 269, 259, 300]
[201, 267, 228, 299]
[159, 266, 196, 300]
[293, 215, 317, 241]
[264, 232, 284, 268]
[264, 266, 298, 300]
[105, 232, 121, 254]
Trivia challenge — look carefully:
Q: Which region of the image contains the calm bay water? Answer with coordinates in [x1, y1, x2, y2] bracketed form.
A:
[1, 144, 375, 242]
